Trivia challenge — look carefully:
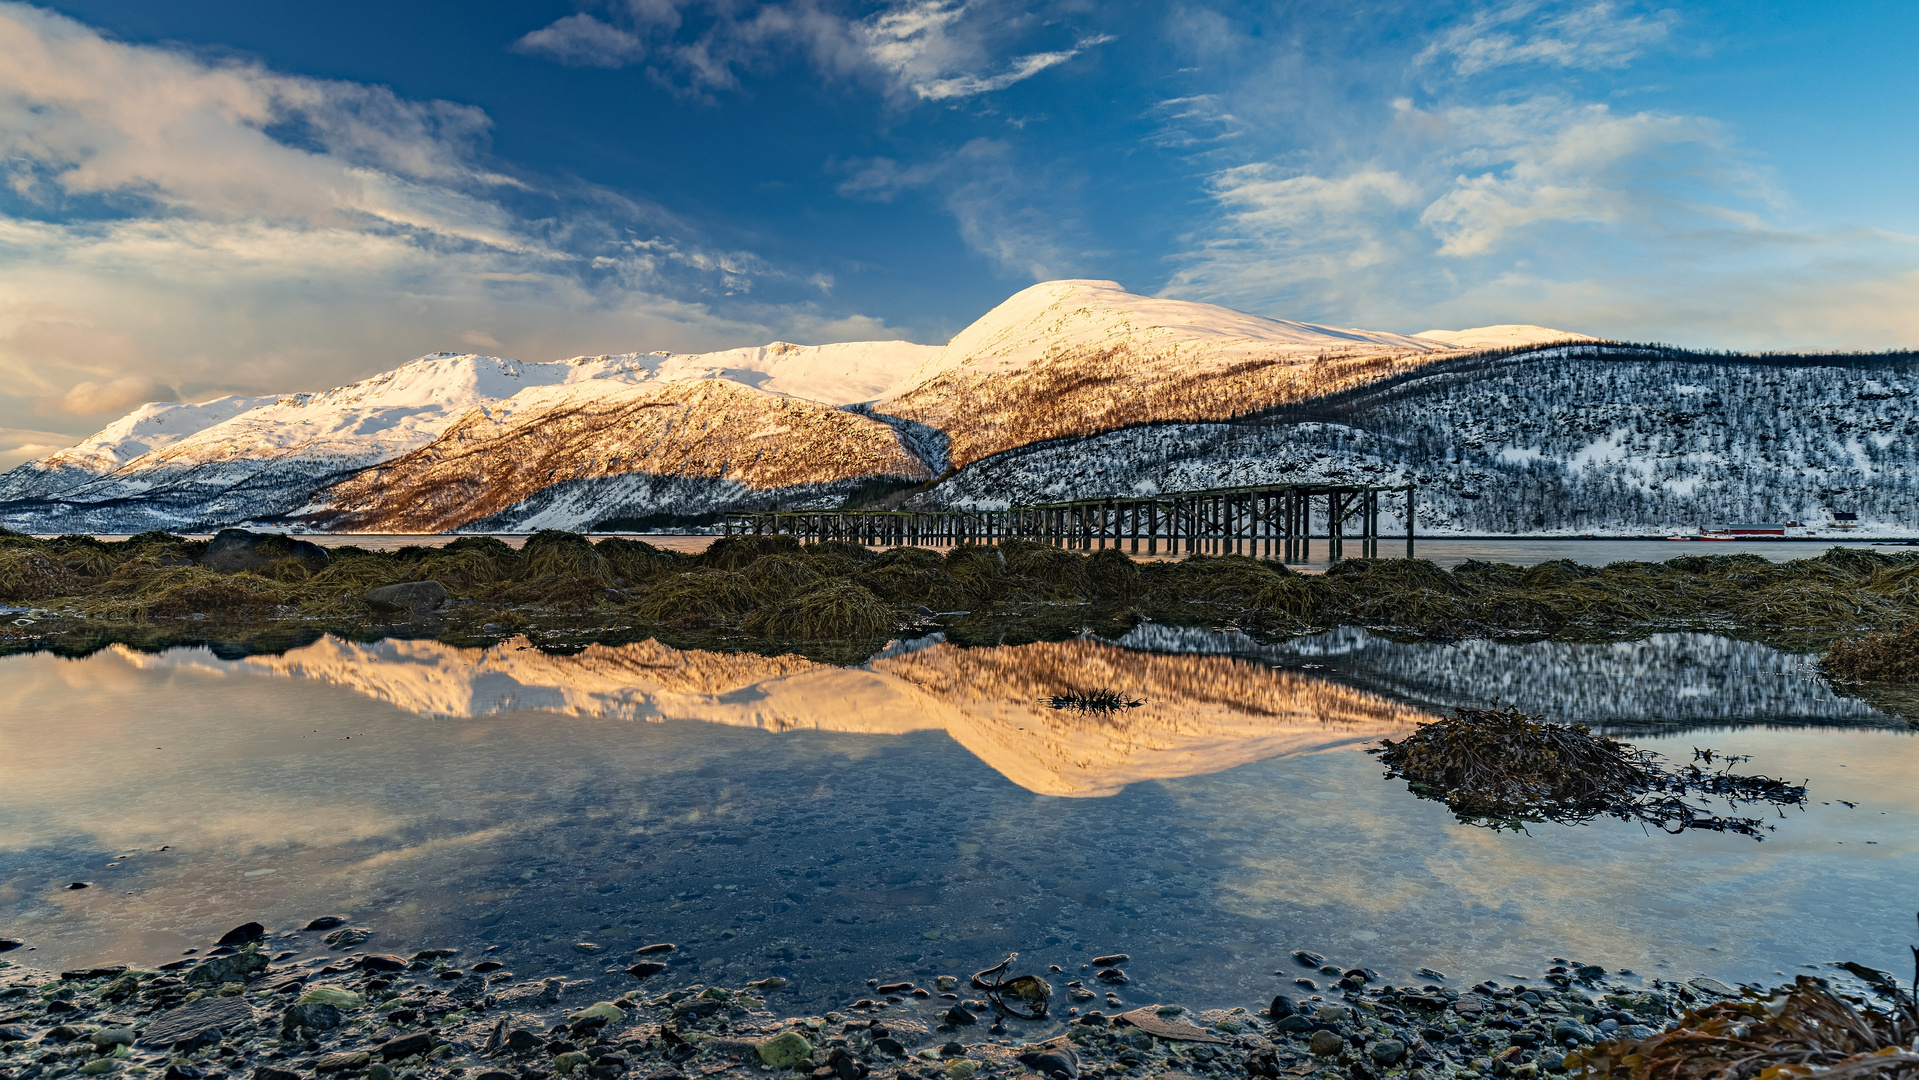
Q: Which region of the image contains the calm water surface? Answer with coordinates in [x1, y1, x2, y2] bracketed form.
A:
[1, 629, 1914, 1014]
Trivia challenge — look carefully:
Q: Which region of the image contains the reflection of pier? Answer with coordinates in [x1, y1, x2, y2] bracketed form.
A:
[723, 482, 1415, 562]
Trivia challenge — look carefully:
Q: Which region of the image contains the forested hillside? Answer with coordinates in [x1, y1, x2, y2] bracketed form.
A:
[925, 346, 1919, 534]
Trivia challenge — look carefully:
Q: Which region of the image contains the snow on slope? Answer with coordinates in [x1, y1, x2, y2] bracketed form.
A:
[879, 280, 1475, 468]
[314, 377, 931, 533]
[921, 349, 1919, 534]
[621, 340, 940, 405]
[0, 395, 274, 503]
[0, 279, 1596, 533]
[1414, 325, 1599, 349]
[0, 340, 935, 532]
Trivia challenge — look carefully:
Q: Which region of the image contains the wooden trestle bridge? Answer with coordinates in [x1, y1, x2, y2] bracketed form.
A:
[721, 482, 1415, 562]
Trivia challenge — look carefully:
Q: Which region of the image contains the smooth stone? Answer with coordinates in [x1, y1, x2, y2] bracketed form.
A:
[358, 954, 407, 973]
[89, 1028, 136, 1049]
[755, 1032, 813, 1068]
[0, 938, 21, 953]
[217, 923, 266, 946]
[364, 581, 449, 620]
[572, 943, 604, 955]
[303, 917, 346, 931]
[634, 943, 675, 956]
[365, 1065, 395, 1080]
[1017, 1049, 1079, 1080]
[377, 1032, 434, 1061]
[203, 530, 330, 575]
[1309, 1031, 1345, 1057]
[946, 1062, 978, 1080]
[552, 1051, 590, 1076]
[1370, 1040, 1406, 1065]
[1273, 1016, 1313, 1034]
[282, 1002, 343, 1033]
[317, 1052, 370, 1072]
[1089, 954, 1129, 967]
[322, 927, 370, 949]
[298, 988, 364, 1009]
[625, 962, 667, 980]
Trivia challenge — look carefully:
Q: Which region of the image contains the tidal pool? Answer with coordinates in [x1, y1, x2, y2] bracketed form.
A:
[1, 629, 1913, 1015]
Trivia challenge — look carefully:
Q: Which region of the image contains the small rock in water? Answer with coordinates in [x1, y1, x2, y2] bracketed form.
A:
[1090, 954, 1129, 967]
[1268, 995, 1296, 1018]
[634, 943, 675, 955]
[217, 922, 265, 946]
[1687, 977, 1736, 997]
[1292, 950, 1324, 967]
[359, 954, 407, 972]
[943, 1004, 977, 1026]
[67, 881, 90, 889]
[0, 937, 21, 952]
[1309, 1030, 1345, 1057]
[322, 927, 370, 949]
[304, 916, 347, 931]
[625, 962, 667, 979]
[1294, 978, 1317, 990]
[573, 942, 604, 954]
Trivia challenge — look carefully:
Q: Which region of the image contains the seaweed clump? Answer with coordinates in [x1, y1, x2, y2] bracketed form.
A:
[1372, 705, 1807, 837]
[1822, 626, 1919, 682]
[1576, 939, 1919, 1080]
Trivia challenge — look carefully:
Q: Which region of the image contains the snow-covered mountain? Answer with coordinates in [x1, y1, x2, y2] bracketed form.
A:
[314, 377, 931, 533]
[877, 280, 1586, 468]
[0, 342, 934, 533]
[0, 280, 1606, 534]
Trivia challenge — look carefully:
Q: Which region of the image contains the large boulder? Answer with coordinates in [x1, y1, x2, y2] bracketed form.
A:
[364, 580, 449, 620]
[202, 530, 330, 575]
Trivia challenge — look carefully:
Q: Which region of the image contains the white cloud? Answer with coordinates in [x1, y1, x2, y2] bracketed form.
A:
[511, 14, 648, 68]
[1164, 90, 1919, 349]
[1165, 166, 1425, 313]
[1421, 1, 1676, 76]
[510, 0, 1108, 103]
[0, 3, 908, 454]
[1411, 98, 1727, 256]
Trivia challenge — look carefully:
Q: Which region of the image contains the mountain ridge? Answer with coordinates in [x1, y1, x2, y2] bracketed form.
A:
[0, 281, 1596, 534]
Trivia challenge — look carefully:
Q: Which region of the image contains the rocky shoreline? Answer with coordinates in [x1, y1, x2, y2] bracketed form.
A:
[0, 919, 1865, 1080]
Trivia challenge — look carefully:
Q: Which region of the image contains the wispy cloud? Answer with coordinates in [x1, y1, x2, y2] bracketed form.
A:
[1163, 87, 1919, 348]
[1420, 0, 1677, 76]
[0, 2, 903, 449]
[510, 0, 1109, 104]
[512, 14, 649, 68]
[839, 139, 1085, 279]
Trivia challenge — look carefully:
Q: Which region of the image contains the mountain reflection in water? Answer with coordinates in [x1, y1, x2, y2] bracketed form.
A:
[3, 629, 1917, 1012]
[118, 634, 1430, 797]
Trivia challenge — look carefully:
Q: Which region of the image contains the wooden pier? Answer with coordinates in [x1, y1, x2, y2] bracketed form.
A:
[722, 482, 1415, 562]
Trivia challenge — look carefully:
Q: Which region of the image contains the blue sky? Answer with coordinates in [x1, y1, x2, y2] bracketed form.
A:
[2, 0, 1916, 463]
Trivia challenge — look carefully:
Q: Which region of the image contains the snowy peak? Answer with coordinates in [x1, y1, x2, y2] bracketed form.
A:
[894, 279, 1455, 392]
[32, 395, 275, 474]
[620, 340, 941, 406]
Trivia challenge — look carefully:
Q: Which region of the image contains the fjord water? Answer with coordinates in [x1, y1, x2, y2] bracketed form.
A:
[1, 631, 1914, 1013]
